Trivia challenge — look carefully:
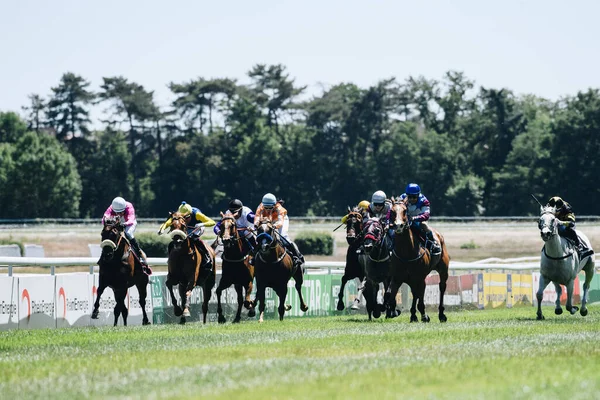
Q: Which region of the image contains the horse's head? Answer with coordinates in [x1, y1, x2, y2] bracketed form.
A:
[256, 217, 276, 252]
[219, 211, 240, 250]
[100, 216, 124, 260]
[168, 212, 189, 251]
[391, 198, 410, 235]
[345, 206, 364, 245]
[362, 218, 384, 254]
[538, 206, 558, 242]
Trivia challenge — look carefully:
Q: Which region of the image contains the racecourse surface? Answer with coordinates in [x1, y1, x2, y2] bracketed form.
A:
[1, 306, 599, 399]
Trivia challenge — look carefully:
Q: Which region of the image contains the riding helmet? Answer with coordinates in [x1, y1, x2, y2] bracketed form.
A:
[111, 197, 127, 213]
[405, 183, 421, 195]
[228, 199, 243, 212]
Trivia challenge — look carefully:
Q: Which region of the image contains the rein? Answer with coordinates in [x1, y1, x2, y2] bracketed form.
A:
[220, 217, 249, 263]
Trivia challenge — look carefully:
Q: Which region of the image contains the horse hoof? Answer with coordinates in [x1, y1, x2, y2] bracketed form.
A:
[218, 315, 226, 324]
[174, 306, 183, 317]
[439, 314, 447, 323]
[143, 319, 151, 326]
[422, 315, 430, 323]
[248, 309, 256, 318]
[581, 308, 588, 317]
[555, 308, 563, 315]
[410, 316, 418, 323]
[285, 304, 292, 311]
[232, 317, 241, 324]
[301, 304, 308, 312]
[91, 310, 99, 319]
[570, 306, 579, 315]
[536, 314, 545, 321]
[350, 302, 360, 310]
[373, 309, 381, 319]
[183, 309, 191, 318]
[337, 301, 345, 311]
[179, 317, 186, 325]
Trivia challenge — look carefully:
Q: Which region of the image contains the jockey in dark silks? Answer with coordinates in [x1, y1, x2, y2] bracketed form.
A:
[399, 183, 442, 254]
[366, 190, 393, 252]
[214, 199, 257, 255]
[546, 196, 594, 259]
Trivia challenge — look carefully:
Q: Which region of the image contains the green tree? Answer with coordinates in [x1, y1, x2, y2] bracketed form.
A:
[21, 94, 47, 133]
[46, 72, 95, 141]
[0, 111, 28, 143]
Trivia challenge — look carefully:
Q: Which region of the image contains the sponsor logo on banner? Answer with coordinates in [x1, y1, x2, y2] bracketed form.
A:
[21, 289, 31, 320]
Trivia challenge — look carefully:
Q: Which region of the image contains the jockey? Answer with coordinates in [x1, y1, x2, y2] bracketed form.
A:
[399, 183, 441, 254]
[158, 201, 216, 271]
[253, 193, 304, 270]
[214, 199, 257, 255]
[367, 190, 393, 250]
[546, 196, 594, 259]
[102, 196, 151, 275]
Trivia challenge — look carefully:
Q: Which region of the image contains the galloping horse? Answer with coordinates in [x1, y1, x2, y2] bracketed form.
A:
[92, 216, 150, 326]
[385, 199, 450, 322]
[215, 212, 256, 323]
[165, 211, 216, 324]
[536, 206, 595, 319]
[337, 207, 367, 311]
[254, 217, 308, 322]
[358, 218, 391, 320]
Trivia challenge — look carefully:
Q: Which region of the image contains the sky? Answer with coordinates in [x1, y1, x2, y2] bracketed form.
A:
[2, 0, 600, 119]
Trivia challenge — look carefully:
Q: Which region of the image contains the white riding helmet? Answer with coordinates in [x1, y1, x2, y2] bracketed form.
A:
[371, 190, 386, 204]
[111, 197, 127, 213]
[262, 193, 277, 207]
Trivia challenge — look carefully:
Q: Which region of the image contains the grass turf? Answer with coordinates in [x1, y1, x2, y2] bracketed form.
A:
[0, 306, 599, 399]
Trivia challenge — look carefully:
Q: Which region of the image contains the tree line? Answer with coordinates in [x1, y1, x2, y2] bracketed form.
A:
[1, 65, 599, 219]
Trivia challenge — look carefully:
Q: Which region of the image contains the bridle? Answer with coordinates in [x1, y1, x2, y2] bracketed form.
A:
[255, 219, 287, 264]
[219, 215, 248, 263]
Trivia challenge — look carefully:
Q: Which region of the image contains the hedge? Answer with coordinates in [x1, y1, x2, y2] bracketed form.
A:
[294, 231, 334, 256]
[136, 233, 172, 257]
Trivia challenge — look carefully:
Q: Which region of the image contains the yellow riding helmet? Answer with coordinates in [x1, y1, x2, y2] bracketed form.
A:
[178, 202, 193, 216]
[358, 200, 370, 210]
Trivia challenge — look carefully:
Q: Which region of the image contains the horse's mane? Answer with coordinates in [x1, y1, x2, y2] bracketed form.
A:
[541, 205, 556, 215]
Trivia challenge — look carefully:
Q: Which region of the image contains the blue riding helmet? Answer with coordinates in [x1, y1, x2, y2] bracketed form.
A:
[405, 183, 421, 195]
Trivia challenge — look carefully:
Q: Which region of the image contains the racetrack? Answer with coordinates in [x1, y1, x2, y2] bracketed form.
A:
[0, 306, 599, 399]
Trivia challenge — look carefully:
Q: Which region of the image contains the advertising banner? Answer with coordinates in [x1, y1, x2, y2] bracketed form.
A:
[18, 275, 56, 329]
[532, 272, 581, 306]
[55, 274, 93, 328]
[0, 276, 18, 330]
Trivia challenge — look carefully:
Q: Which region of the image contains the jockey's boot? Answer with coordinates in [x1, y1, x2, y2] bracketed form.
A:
[195, 240, 213, 272]
[130, 238, 152, 275]
[426, 231, 441, 254]
[288, 242, 305, 272]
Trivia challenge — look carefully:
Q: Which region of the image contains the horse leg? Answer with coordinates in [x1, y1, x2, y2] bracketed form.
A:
[178, 284, 188, 324]
[91, 280, 107, 319]
[417, 282, 430, 323]
[114, 289, 127, 326]
[553, 282, 564, 315]
[276, 286, 288, 321]
[201, 284, 211, 324]
[409, 285, 418, 323]
[233, 284, 243, 323]
[536, 275, 548, 320]
[294, 266, 308, 312]
[565, 280, 579, 315]
[438, 267, 448, 323]
[337, 274, 349, 311]
[256, 283, 266, 323]
[352, 276, 367, 310]
[165, 274, 182, 317]
[216, 277, 230, 324]
[580, 263, 594, 317]
[384, 279, 401, 319]
[244, 280, 256, 318]
[363, 284, 373, 321]
[371, 282, 381, 319]
[137, 281, 150, 325]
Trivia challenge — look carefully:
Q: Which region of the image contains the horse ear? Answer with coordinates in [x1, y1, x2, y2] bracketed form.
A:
[347, 205, 352, 213]
[220, 211, 225, 217]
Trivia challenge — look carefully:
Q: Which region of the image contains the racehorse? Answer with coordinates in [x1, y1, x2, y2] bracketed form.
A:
[358, 217, 392, 320]
[254, 217, 308, 322]
[385, 199, 450, 322]
[337, 207, 367, 311]
[91, 216, 150, 326]
[536, 206, 595, 319]
[215, 212, 256, 323]
[165, 211, 216, 324]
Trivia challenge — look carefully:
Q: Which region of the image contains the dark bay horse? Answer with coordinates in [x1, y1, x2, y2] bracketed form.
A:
[254, 218, 308, 322]
[165, 212, 216, 324]
[91, 217, 150, 326]
[359, 218, 392, 320]
[215, 212, 256, 323]
[337, 207, 366, 311]
[385, 199, 450, 322]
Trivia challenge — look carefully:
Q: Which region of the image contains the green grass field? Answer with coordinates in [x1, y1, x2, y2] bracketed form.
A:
[1, 306, 599, 399]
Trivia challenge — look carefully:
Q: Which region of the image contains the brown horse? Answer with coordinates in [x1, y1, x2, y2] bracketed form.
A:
[165, 212, 216, 324]
[254, 217, 308, 322]
[92, 217, 150, 326]
[358, 218, 392, 320]
[385, 199, 450, 322]
[337, 207, 367, 311]
[215, 212, 256, 323]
